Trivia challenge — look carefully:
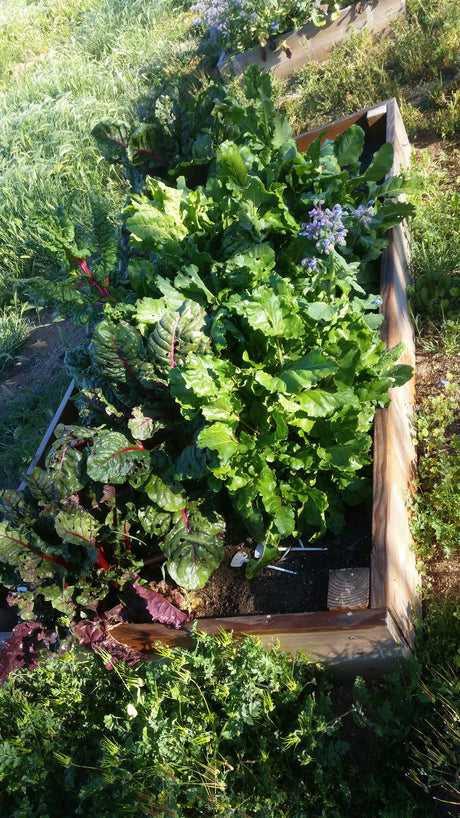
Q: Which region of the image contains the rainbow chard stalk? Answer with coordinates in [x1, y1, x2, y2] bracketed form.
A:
[68, 251, 111, 299]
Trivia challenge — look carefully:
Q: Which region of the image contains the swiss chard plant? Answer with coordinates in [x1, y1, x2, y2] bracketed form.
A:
[0, 67, 415, 676]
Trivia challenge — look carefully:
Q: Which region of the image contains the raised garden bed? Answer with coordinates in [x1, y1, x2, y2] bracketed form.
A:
[218, 0, 406, 81]
[1, 98, 419, 677]
[111, 97, 420, 675]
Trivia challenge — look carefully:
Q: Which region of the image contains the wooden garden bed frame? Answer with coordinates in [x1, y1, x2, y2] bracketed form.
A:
[113, 98, 419, 675]
[15, 99, 419, 675]
[218, 0, 406, 82]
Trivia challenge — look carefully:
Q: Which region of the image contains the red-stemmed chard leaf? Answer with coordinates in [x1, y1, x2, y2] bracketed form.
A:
[132, 580, 189, 629]
[73, 605, 144, 669]
[0, 622, 45, 685]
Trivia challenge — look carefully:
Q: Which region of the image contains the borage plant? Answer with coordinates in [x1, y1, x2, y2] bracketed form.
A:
[0, 68, 414, 676]
[190, 0, 345, 55]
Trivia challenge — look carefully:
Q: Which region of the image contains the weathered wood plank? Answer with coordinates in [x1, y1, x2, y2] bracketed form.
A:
[17, 379, 77, 490]
[218, 0, 406, 81]
[371, 98, 419, 646]
[112, 608, 408, 676]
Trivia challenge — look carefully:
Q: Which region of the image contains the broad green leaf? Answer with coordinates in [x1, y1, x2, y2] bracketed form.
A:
[245, 544, 280, 579]
[142, 474, 185, 512]
[295, 389, 344, 417]
[87, 432, 151, 484]
[256, 351, 337, 395]
[45, 437, 86, 498]
[54, 509, 99, 552]
[198, 422, 241, 464]
[217, 141, 248, 186]
[386, 363, 414, 386]
[162, 512, 225, 589]
[128, 407, 156, 441]
[380, 201, 415, 229]
[0, 521, 66, 582]
[201, 395, 242, 423]
[230, 483, 265, 542]
[334, 125, 364, 169]
[234, 287, 303, 338]
[319, 435, 372, 471]
[135, 297, 167, 331]
[91, 119, 129, 161]
[90, 319, 145, 385]
[375, 341, 405, 371]
[174, 265, 215, 304]
[363, 142, 394, 181]
[124, 181, 187, 248]
[298, 487, 329, 538]
[256, 466, 296, 539]
[305, 302, 337, 322]
[172, 353, 236, 400]
[127, 122, 173, 169]
[138, 506, 171, 537]
[174, 445, 209, 481]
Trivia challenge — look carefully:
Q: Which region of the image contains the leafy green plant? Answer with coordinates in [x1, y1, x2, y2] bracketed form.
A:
[0, 296, 32, 376]
[0, 631, 439, 817]
[410, 376, 460, 559]
[91, 78, 228, 193]
[24, 194, 127, 325]
[0, 68, 415, 675]
[416, 317, 460, 357]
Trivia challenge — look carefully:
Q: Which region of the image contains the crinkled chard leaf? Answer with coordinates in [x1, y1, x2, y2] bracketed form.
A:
[162, 513, 225, 590]
[54, 508, 100, 555]
[86, 431, 151, 484]
[147, 299, 210, 373]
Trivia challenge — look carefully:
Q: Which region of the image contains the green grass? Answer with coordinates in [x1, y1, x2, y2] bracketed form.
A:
[0, 377, 70, 489]
[410, 377, 460, 560]
[283, 0, 460, 136]
[407, 149, 460, 322]
[0, 0, 199, 301]
[0, 298, 32, 376]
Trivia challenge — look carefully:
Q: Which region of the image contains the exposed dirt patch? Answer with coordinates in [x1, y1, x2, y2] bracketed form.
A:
[0, 309, 86, 408]
[192, 505, 372, 617]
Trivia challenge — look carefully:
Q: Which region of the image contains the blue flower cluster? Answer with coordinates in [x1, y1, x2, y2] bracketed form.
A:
[299, 200, 348, 255]
[350, 199, 375, 225]
[191, 0, 235, 37]
[190, 0, 320, 53]
[301, 256, 320, 272]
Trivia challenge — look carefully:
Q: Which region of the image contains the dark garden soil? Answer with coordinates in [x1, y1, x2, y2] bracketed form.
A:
[191, 503, 372, 617]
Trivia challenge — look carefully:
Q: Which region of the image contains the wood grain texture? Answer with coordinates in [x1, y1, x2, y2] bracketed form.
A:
[218, 0, 406, 81]
[327, 568, 370, 610]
